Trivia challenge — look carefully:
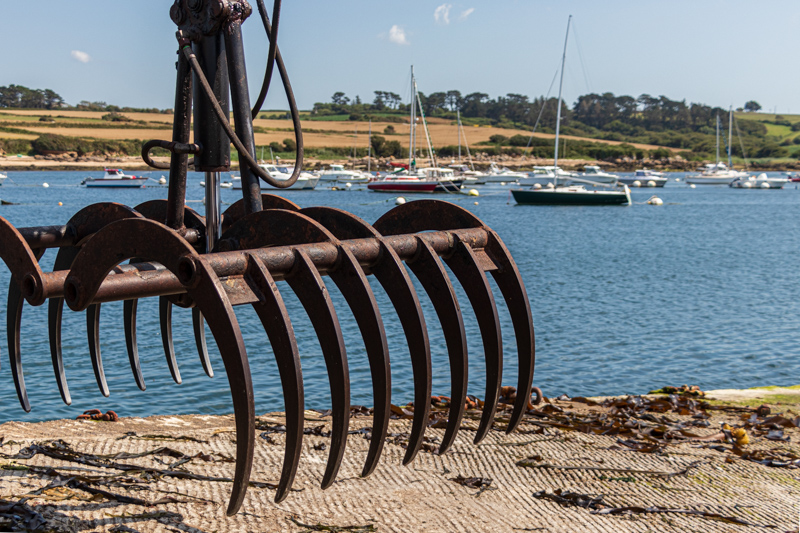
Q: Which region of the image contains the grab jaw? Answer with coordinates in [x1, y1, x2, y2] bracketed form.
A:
[0, 0, 536, 517]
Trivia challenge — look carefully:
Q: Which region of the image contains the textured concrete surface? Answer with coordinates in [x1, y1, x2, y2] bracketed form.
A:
[0, 396, 797, 533]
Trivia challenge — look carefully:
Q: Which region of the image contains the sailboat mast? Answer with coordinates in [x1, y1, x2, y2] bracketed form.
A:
[457, 109, 462, 162]
[409, 66, 416, 168]
[715, 113, 720, 165]
[367, 119, 372, 174]
[553, 15, 571, 176]
[413, 76, 437, 169]
[728, 107, 733, 168]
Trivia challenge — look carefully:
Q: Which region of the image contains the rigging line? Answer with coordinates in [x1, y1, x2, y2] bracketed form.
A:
[524, 68, 560, 153]
[570, 20, 592, 94]
[733, 114, 750, 170]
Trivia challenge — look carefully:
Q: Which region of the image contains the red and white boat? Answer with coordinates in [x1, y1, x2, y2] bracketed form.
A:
[368, 68, 462, 194]
[82, 169, 149, 188]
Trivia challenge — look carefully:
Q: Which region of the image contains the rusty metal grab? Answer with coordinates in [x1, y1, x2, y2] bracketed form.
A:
[0, 0, 536, 516]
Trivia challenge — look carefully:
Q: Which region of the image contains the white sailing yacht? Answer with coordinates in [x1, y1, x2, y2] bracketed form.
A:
[687, 109, 749, 185]
[511, 16, 630, 206]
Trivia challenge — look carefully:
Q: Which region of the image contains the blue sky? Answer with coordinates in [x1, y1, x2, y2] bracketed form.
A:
[1, 1, 798, 113]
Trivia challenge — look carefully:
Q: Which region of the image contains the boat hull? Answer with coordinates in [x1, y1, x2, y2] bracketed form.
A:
[511, 188, 629, 205]
[367, 179, 463, 193]
[685, 175, 737, 185]
[83, 178, 149, 188]
[618, 177, 667, 188]
[233, 176, 319, 190]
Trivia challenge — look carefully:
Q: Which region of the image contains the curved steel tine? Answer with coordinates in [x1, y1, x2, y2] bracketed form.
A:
[244, 255, 303, 503]
[47, 288, 71, 405]
[48, 247, 79, 405]
[196, 276, 255, 517]
[484, 231, 535, 434]
[221, 193, 300, 233]
[192, 308, 214, 378]
[86, 303, 110, 397]
[159, 296, 182, 384]
[61, 217, 254, 515]
[327, 245, 390, 477]
[299, 208, 392, 476]
[8, 280, 30, 412]
[43, 204, 143, 402]
[303, 207, 431, 466]
[443, 239, 502, 444]
[374, 200, 535, 434]
[369, 241, 431, 465]
[123, 299, 146, 390]
[406, 238, 468, 455]
[285, 250, 349, 489]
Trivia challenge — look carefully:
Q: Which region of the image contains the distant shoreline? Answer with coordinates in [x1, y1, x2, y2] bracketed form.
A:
[1, 154, 796, 173]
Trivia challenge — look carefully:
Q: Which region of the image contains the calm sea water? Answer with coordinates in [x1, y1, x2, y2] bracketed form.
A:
[0, 170, 798, 423]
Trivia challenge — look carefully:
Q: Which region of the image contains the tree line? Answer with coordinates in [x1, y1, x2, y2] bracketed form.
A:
[317, 89, 764, 134]
[0, 84, 65, 109]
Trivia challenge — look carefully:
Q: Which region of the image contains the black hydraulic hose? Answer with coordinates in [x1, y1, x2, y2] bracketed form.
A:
[251, 0, 280, 119]
[250, 0, 304, 182]
[180, 43, 298, 188]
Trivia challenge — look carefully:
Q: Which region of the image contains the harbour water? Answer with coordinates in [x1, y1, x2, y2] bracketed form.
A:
[0, 170, 798, 423]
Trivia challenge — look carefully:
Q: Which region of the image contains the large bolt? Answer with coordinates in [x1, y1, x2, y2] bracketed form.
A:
[212, 0, 230, 17]
[170, 2, 185, 24]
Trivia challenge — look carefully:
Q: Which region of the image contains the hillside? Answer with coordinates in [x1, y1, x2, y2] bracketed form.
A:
[0, 108, 798, 171]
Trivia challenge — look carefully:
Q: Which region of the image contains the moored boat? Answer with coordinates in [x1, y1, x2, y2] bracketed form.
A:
[618, 169, 667, 187]
[0, 172, 6, 186]
[318, 164, 371, 184]
[729, 173, 788, 189]
[232, 164, 319, 190]
[511, 182, 631, 205]
[511, 16, 630, 207]
[575, 165, 619, 184]
[368, 66, 462, 194]
[82, 169, 149, 188]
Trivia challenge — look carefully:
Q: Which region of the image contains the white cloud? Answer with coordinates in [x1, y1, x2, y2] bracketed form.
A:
[388, 25, 409, 45]
[70, 50, 91, 63]
[434, 4, 452, 25]
[459, 8, 475, 21]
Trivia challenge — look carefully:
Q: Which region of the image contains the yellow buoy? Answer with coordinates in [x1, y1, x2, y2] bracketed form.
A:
[42, 182, 49, 188]
[647, 180, 656, 187]
[689, 184, 696, 189]
[473, 201, 479, 205]
[395, 197, 406, 205]
[58, 202, 63, 206]
[631, 180, 641, 187]
[467, 189, 479, 197]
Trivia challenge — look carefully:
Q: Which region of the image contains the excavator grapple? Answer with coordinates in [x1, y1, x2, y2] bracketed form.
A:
[0, 0, 536, 515]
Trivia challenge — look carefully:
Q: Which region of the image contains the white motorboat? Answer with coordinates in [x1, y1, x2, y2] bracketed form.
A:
[517, 166, 576, 187]
[474, 162, 528, 184]
[232, 165, 319, 190]
[81, 169, 149, 188]
[0, 172, 6, 186]
[729, 173, 788, 189]
[318, 164, 370, 184]
[686, 162, 746, 185]
[512, 16, 630, 207]
[447, 164, 481, 183]
[575, 165, 619, 184]
[619, 169, 668, 188]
